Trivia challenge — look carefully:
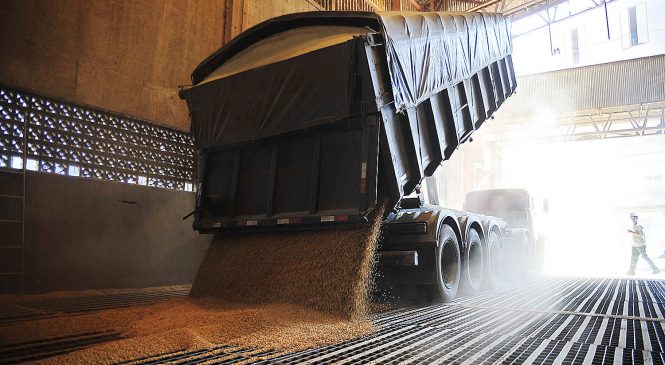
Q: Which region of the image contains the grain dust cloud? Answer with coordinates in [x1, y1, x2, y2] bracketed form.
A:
[437, 124, 665, 278]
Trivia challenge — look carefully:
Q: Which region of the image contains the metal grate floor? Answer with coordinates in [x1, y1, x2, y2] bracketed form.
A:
[3, 278, 664, 364]
[0, 285, 190, 326]
[116, 345, 278, 365]
[253, 277, 665, 365]
[0, 331, 123, 365]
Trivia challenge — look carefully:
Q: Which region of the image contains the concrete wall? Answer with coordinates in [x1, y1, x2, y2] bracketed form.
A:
[242, 0, 322, 30]
[0, 0, 326, 130]
[15, 172, 210, 294]
[222, 0, 322, 43]
[0, 0, 226, 131]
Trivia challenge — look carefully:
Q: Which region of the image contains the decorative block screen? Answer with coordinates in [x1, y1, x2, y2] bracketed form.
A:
[0, 87, 196, 191]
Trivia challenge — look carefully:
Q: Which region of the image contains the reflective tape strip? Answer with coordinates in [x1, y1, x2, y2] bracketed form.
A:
[246, 220, 258, 226]
[321, 215, 349, 222]
[360, 162, 367, 193]
[277, 218, 290, 225]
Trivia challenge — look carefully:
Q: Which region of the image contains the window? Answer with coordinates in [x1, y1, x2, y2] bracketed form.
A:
[629, 6, 638, 46]
[621, 3, 648, 48]
[571, 28, 580, 64]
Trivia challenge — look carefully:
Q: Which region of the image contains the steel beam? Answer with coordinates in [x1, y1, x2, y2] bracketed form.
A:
[364, 0, 383, 10]
[489, 102, 665, 142]
[407, 0, 423, 10]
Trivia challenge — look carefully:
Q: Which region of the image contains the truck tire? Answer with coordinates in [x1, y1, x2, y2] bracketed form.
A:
[482, 230, 502, 289]
[431, 224, 461, 302]
[460, 228, 484, 294]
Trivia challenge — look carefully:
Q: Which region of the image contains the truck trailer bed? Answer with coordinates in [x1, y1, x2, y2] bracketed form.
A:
[180, 11, 516, 231]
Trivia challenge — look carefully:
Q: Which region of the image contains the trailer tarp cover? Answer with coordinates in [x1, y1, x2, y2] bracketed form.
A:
[185, 26, 369, 149]
[378, 12, 512, 112]
[183, 11, 511, 148]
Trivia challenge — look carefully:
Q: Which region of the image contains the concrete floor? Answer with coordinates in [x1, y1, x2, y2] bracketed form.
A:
[2, 277, 665, 364]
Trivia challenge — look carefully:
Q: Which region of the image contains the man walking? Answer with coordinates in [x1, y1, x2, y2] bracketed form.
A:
[627, 212, 660, 275]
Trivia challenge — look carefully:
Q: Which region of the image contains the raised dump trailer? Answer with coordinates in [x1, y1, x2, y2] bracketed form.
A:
[180, 11, 523, 301]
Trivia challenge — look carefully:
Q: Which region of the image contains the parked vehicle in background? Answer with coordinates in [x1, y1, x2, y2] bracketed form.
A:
[465, 189, 547, 275]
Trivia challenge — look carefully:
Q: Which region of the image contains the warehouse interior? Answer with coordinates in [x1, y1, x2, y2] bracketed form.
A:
[1, 0, 665, 364]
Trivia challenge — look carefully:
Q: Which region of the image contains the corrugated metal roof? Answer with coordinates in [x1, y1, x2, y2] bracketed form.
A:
[494, 54, 665, 120]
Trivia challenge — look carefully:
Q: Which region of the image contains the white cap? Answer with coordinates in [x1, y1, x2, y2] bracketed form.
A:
[630, 212, 638, 218]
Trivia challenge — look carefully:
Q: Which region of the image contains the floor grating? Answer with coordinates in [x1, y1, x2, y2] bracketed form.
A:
[251, 277, 665, 364]
[2, 278, 665, 364]
[0, 331, 123, 365]
[0, 286, 190, 326]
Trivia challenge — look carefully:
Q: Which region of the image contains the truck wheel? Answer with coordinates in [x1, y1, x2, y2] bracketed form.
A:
[431, 224, 461, 302]
[460, 228, 484, 294]
[482, 230, 502, 289]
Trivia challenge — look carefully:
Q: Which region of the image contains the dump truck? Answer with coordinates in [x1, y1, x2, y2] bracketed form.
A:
[179, 11, 525, 301]
[465, 189, 547, 274]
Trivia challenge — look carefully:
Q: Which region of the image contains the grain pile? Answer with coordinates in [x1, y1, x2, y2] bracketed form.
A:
[1, 204, 388, 364]
[191, 201, 387, 319]
[0, 297, 373, 365]
[0, 285, 189, 304]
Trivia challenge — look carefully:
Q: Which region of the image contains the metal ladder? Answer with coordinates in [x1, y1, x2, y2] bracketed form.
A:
[0, 109, 27, 295]
[0, 166, 25, 294]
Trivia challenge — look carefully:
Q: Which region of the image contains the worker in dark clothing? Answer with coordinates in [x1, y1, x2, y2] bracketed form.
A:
[627, 212, 660, 275]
